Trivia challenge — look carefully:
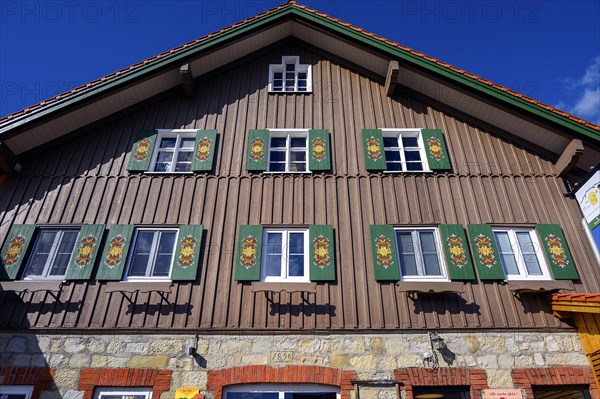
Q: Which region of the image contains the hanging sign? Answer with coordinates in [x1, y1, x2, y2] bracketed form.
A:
[482, 389, 524, 399]
[176, 387, 201, 399]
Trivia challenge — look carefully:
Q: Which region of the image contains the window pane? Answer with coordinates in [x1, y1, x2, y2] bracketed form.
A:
[387, 162, 403, 171]
[269, 151, 286, 162]
[174, 163, 191, 172]
[274, 72, 283, 80]
[385, 150, 401, 161]
[494, 232, 519, 275]
[286, 394, 337, 399]
[419, 232, 441, 276]
[298, 72, 307, 79]
[289, 163, 306, 172]
[228, 394, 278, 399]
[290, 151, 306, 162]
[288, 233, 304, 254]
[397, 232, 418, 276]
[516, 232, 542, 275]
[177, 151, 193, 163]
[25, 230, 56, 276]
[154, 232, 176, 277]
[129, 232, 154, 276]
[402, 137, 419, 147]
[157, 151, 173, 163]
[273, 80, 283, 90]
[158, 232, 176, 254]
[265, 254, 282, 277]
[383, 137, 398, 147]
[180, 138, 196, 148]
[288, 255, 304, 277]
[406, 162, 423, 171]
[404, 150, 421, 161]
[269, 163, 286, 172]
[285, 81, 295, 89]
[265, 233, 282, 277]
[290, 137, 306, 148]
[49, 231, 78, 276]
[159, 138, 176, 148]
[286, 64, 295, 72]
[270, 138, 286, 148]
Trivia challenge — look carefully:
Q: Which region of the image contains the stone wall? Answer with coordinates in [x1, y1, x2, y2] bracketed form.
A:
[0, 331, 588, 399]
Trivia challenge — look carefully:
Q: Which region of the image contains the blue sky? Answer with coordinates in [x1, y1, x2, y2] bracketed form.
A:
[1, 0, 599, 124]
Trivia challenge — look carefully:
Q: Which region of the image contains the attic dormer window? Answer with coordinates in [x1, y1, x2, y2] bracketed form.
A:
[269, 56, 311, 92]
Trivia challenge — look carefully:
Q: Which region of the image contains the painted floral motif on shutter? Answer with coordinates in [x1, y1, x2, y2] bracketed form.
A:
[427, 136, 445, 160]
[313, 235, 330, 268]
[178, 236, 197, 268]
[250, 138, 265, 161]
[544, 234, 569, 267]
[366, 137, 382, 160]
[104, 235, 127, 268]
[311, 138, 326, 161]
[133, 138, 152, 161]
[240, 236, 258, 268]
[375, 235, 393, 267]
[75, 235, 97, 267]
[196, 137, 212, 161]
[474, 234, 497, 267]
[2, 235, 26, 266]
[446, 234, 467, 268]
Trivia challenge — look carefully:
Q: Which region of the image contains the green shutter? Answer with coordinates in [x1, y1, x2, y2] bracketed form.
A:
[235, 225, 262, 281]
[65, 224, 105, 280]
[422, 129, 451, 171]
[439, 224, 476, 280]
[362, 129, 387, 171]
[308, 129, 332, 171]
[370, 225, 400, 281]
[309, 225, 335, 281]
[96, 224, 134, 280]
[171, 224, 204, 281]
[127, 130, 158, 171]
[191, 130, 217, 172]
[246, 129, 269, 171]
[0, 224, 36, 280]
[467, 224, 505, 280]
[536, 224, 579, 280]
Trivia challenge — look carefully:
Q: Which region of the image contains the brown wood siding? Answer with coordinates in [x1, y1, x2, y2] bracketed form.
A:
[0, 42, 598, 331]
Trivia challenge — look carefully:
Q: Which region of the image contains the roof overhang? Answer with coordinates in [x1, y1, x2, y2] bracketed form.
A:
[1, 3, 598, 169]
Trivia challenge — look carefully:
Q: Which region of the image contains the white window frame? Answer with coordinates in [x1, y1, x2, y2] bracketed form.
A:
[268, 56, 312, 93]
[225, 384, 340, 399]
[381, 128, 430, 172]
[93, 388, 152, 399]
[148, 129, 196, 174]
[124, 227, 179, 282]
[394, 227, 447, 282]
[492, 227, 551, 281]
[0, 386, 34, 399]
[21, 227, 80, 280]
[261, 228, 310, 283]
[266, 129, 311, 174]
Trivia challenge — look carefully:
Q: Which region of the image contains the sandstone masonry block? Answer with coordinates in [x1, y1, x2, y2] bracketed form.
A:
[128, 355, 169, 368]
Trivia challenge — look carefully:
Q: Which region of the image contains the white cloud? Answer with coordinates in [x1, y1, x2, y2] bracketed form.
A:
[557, 56, 600, 125]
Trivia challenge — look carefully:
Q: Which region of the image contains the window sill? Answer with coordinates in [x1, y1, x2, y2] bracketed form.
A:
[396, 281, 465, 294]
[104, 281, 174, 294]
[507, 280, 575, 293]
[144, 171, 194, 175]
[250, 282, 317, 294]
[382, 170, 432, 174]
[268, 90, 313, 94]
[263, 171, 312, 174]
[1, 280, 64, 294]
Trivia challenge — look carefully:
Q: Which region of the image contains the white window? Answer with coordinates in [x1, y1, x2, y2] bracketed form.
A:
[262, 228, 309, 282]
[267, 129, 309, 173]
[493, 227, 551, 280]
[0, 386, 33, 399]
[225, 384, 339, 399]
[125, 228, 178, 280]
[150, 130, 196, 173]
[269, 56, 312, 92]
[395, 227, 447, 281]
[382, 129, 428, 172]
[21, 228, 80, 280]
[93, 388, 152, 399]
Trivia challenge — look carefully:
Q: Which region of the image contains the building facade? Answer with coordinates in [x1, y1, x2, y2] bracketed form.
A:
[1, 2, 599, 399]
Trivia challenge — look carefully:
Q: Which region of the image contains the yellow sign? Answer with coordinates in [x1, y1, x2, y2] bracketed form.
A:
[176, 387, 200, 399]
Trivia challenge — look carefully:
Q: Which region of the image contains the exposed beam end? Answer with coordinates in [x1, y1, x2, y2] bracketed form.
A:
[385, 60, 399, 97]
[556, 138, 584, 176]
[180, 63, 194, 98]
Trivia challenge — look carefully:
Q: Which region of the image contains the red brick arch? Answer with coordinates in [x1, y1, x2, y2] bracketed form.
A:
[512, 367, 599, 399]
[394, 368, 489, 399]
[78, 368, 172, 399]
[0, 367, 55, 399]
[207, 365, 357, 399]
